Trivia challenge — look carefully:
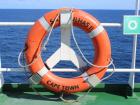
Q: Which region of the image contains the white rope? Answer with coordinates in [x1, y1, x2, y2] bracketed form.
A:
[70, 8, 116, 85]
[30, 84, 60, 100]
[18, 14, 60, 68]
[71, 12, 113, 68]
[70, 9, 116, 80]
[18, 49, 41, 68]
[42, 14, 60, 50]
[21, 50, 60, 100]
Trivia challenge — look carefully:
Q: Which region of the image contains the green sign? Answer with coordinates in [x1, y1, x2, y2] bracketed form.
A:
[123, 16, 140, 35]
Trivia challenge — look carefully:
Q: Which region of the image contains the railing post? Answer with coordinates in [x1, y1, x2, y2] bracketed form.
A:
[0, 54, 4, 92]
[128, 0, 140, 96]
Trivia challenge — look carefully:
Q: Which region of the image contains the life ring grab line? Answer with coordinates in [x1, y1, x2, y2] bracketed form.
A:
[24, 8, 111, 93]
[70, 11, 113, 68]
[39, 10, 112, 68]
[39, 9, 110, 68]
[30, 9, 110, 71]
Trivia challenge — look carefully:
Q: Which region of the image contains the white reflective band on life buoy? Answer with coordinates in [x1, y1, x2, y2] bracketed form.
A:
[86, 74, 101, 87]
[29, 66, 49, 84]
[88, 24, 104, 38]
[39, 16, 51, 31]
[81, 72, 89, 80]
[37, 66, 49, 77]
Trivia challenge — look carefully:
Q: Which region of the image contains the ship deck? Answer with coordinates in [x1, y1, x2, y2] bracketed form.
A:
[0, 84, 140, 105]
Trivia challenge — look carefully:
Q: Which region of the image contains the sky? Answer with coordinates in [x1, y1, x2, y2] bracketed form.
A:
[0, 0, 137, 10]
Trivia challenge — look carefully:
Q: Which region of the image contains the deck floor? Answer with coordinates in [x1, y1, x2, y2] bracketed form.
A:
[0, 84, 140, 105]
[1, 91, 140, 105]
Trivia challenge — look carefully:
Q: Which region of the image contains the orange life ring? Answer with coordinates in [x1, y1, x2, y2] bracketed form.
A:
[25, 8, 111, 93]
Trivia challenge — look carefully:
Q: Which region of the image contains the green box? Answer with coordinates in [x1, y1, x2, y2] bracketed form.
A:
[123, 16, 140, 35]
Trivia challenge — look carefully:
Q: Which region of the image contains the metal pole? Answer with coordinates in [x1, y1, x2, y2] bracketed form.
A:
[0, 55, 1, 68]
[128, 0, 140, 90]
[0, 54, 4, 90]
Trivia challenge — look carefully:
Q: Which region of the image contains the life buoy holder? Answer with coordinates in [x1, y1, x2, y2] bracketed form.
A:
[25, 8, 111, 93]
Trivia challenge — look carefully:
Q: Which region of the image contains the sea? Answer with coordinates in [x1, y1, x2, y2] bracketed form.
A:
[0, 9, 140, 83]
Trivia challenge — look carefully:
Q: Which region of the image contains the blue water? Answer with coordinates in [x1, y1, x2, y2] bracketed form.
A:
[0, 9, 140, 83]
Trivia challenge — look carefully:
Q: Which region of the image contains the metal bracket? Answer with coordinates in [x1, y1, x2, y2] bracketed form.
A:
[45, 10, 86, 70]
[87, 74, 101, 87]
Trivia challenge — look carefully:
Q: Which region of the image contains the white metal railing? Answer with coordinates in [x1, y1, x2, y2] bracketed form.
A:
[1, 67, 140, 72]
[0, 22, 122, 27]
[0, 22, 34, 26]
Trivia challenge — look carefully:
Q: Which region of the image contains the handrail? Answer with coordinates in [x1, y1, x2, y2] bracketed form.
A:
[1, 68, 140, 73]
[0, 22, 34, 26]
[0, 22, 122, 27]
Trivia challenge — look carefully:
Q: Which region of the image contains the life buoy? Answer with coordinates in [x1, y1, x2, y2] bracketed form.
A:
[25, 8, 111, 93]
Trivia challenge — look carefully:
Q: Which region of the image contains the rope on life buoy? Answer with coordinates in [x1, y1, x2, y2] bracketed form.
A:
[18, 13, 60, 68]
[18, 8, 115, 102]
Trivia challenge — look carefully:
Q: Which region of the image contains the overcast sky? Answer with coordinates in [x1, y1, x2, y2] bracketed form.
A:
[0, 0, 137, 10]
